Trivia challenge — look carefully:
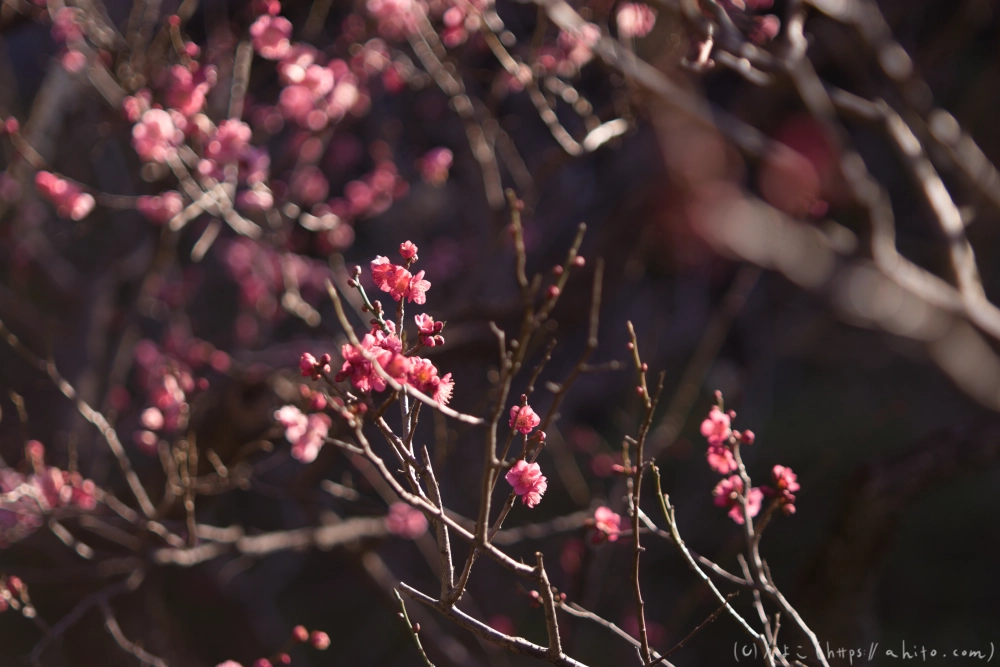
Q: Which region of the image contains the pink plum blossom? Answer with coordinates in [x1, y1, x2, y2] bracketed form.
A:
[414, 313, 445, 347]
[407, 357, 453, 405]
[299, 352, 331, 378]
[336, 333, 397, 392]
[505, 460, 547, 508]
[766, 464, 800, 514]
[509, 404, 541, 434]
[706, 442, 737, 474]
[399, 240, 418, 260]
[700, 405, 731, 446]
[712, 475, 763, 525]
[370, 256, 431, 303]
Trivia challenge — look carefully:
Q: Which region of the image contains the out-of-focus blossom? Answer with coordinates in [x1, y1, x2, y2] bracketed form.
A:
[300, 352, 332, 379]
[290, 413, 331, 462]
[132, 109, 182, 163]
[60, 49, 87, 73]
[749, 15, 781, 44]
[277, 45, 319, 84]
[712, 475, 763, 524]
[366, 0, 416, 41]
[765, 464, 800, 514]
[310, 631, 331, 650]
[1, 442, 97, 547]
[616, 3, 657, 39]
[591, 506, 622, 543]
[34, 171, 95, 220]
[417, 148, 453, 186]
[290, 166, 330, 206]
[558, 23, 601, 69]
[706, 442, 737, 474]
[205, 120, 252, 165]
[250, 15, 293, 60]
[165, 64, 217, 117]
[137, 191, 184, 225]
[385, 502, 428, 538]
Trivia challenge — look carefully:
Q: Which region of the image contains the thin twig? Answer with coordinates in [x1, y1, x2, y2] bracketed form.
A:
[395, 589, 438, 667]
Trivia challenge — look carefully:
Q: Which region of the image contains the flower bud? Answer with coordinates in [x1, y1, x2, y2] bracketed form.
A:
[310, 631, 330, 650]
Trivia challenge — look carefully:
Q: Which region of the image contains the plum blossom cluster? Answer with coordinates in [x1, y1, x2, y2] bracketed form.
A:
[1, 441, 97, 547]
[275, 241, 455, 459]
[764, 464, 800, 515]
[701, 392, 799, 523]
[504, 399, 547, 507]
[333, 243, 452, 403]
[371, 254, 431, 305]
[332, 322, 454, 403]
[107, 0, 418, 259]
[701, 404, 740, 474]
